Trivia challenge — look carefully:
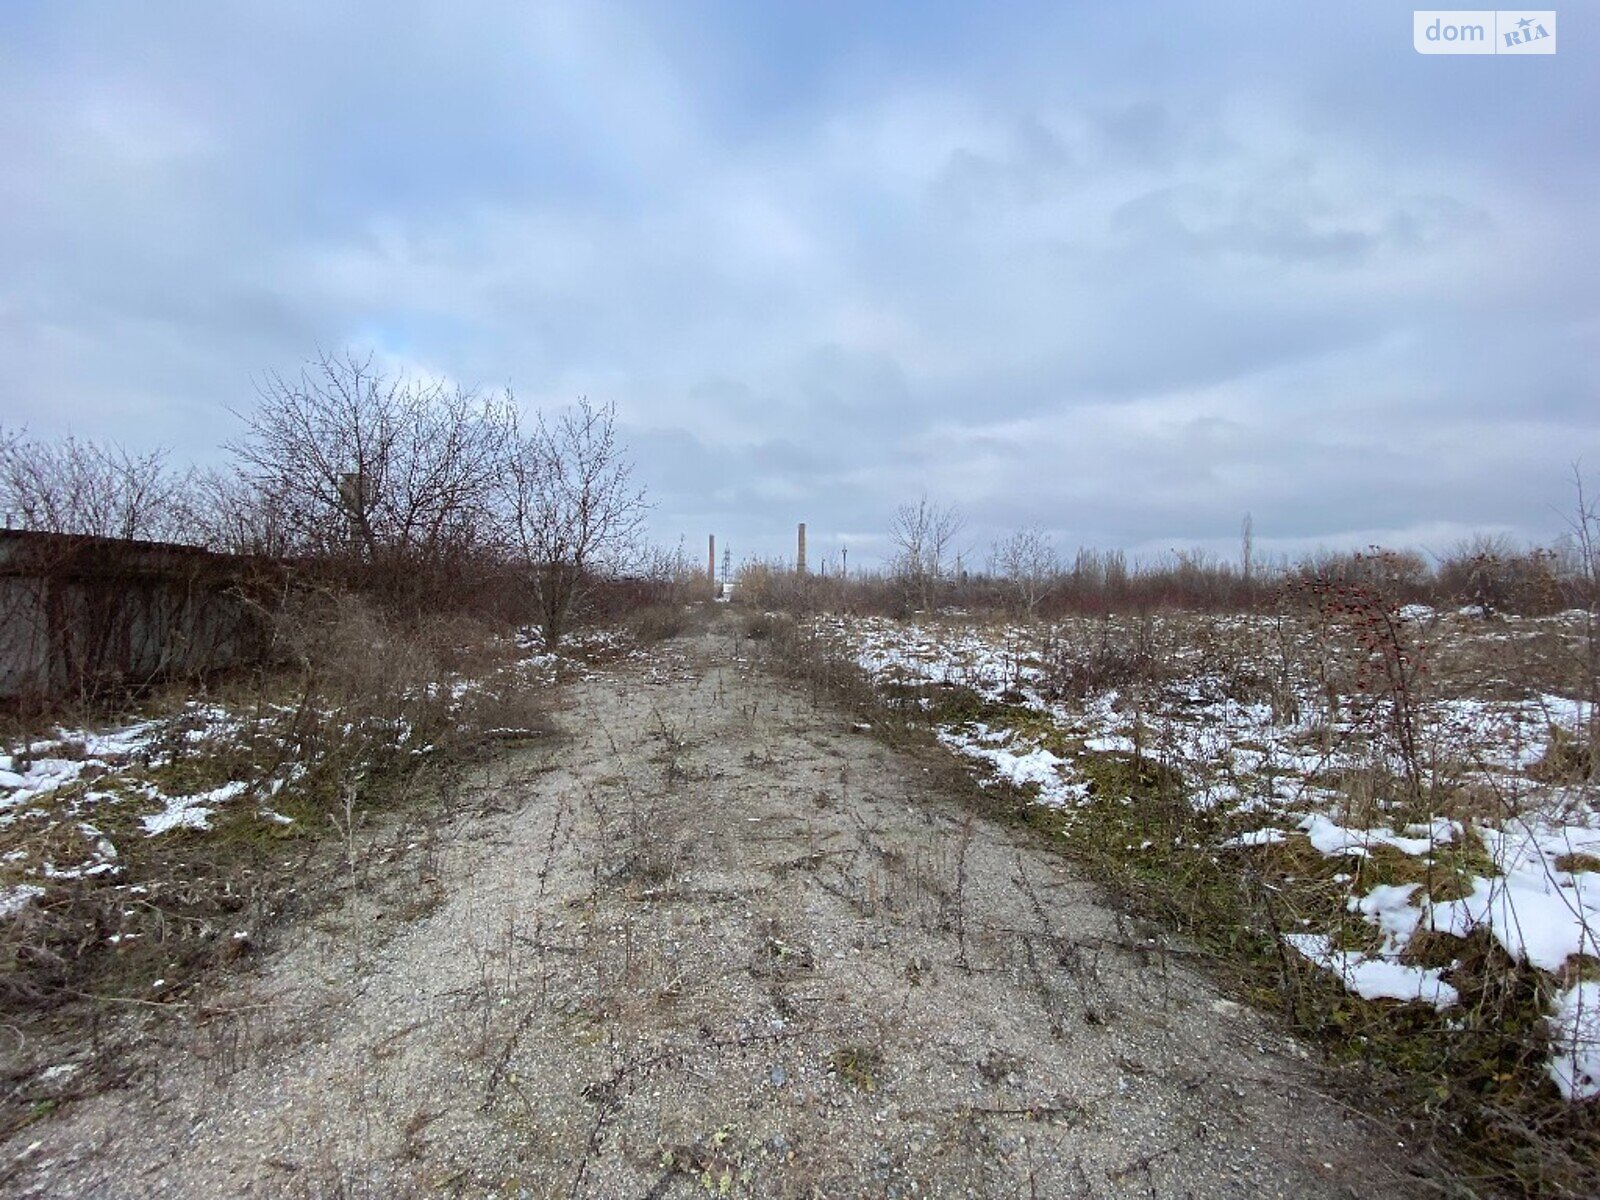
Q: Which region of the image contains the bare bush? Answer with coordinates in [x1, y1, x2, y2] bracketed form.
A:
[1437, 533, 1564, 617]
[889, 496, 964, 612]
[1290, 546, 1431, 608]
[501, 398, 648, 648]
[226, 351, 514, 607]
[1293, 563, 1431, 798]
[0, 427, 192, 543]
[990, 527, 1056, 619]
[1038, 615, 1170, 702]
[185, 467, 295, 558]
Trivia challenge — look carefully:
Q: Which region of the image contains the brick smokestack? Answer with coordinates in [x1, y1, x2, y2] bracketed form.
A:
[797, 523, 807, 574]
[708, 534, 716, 583]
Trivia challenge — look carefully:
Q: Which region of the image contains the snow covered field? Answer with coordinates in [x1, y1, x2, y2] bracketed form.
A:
[815, 607, 1600, 1103]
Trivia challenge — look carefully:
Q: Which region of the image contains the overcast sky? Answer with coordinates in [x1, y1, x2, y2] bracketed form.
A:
[2, 2, 1595, 569]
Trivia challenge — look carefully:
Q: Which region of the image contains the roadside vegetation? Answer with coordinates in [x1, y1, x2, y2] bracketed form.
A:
[741, 487, 1600, 1197]
[0, 351, 705, 1142]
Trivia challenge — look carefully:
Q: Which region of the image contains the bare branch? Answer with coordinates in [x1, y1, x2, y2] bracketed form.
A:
[500, 398, 649, 646]
[889, 495, 964, 611]
[0, 425, 191, 542]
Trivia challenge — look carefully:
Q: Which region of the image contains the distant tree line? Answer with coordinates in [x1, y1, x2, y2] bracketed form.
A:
[736, 491, 1600, 621]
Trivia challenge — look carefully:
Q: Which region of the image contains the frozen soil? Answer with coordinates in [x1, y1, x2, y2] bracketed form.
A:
[1, 621, 1430, 1198]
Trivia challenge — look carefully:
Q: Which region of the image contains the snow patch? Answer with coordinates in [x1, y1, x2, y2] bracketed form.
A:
[1284, 933, 1459, 1009]
[0, 884, 45, 919]
[936, 724, 1089, 809]
[140, 780, 251, 835]
[1548, 981, 1600, 1101]
[1220, 828, 1287, 848]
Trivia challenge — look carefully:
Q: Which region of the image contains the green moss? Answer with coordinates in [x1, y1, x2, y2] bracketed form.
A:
[209, 804, 311, 847]
[828, 1044, 883, 1091]
[1566, 957, 1600, 984]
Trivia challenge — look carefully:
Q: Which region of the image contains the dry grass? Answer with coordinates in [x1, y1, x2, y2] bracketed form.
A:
[763, 603, 1600, 1198]
[0, 592, 554, 1138]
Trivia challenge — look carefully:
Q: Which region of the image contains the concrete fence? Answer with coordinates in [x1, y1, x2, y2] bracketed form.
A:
[0, 530, 283, 704]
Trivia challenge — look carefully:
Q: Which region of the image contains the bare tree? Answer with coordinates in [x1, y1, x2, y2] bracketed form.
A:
[889, 495, 964, 612]
[991, 526, 1057, 618]
[501, 398, 648, 648]
[0, 426, 191, 542]
[226, 351, 512, 601]
[184, 467, 295, 558]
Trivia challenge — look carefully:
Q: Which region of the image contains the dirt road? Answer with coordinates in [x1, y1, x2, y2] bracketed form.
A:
[4, 624, 1420, 1198]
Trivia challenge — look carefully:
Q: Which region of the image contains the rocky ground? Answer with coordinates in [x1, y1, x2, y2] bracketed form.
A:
[0, 620, 1428, 1198]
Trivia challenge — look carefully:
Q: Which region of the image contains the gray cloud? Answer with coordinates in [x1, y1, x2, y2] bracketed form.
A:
[0, 0, 1595, 568]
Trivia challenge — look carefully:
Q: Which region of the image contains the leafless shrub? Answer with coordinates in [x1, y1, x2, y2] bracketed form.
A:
[184, 467, 296, 558]
[889, 496, 964, 612]
[624, 603, 703, 645]
[989, 527, 1056, 619]
[500, 398, 648, 648]
[0, 426, 192, 543]
[1290, 546, 1432, 609]
[734, 558, 825, 613]
[1038, 616, 1170, 702]
[225, 350, 514, 610]
[1291, 551, 1432, 799]
[268, 591, 531, 785]
[1437, 533, 1564, 618]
